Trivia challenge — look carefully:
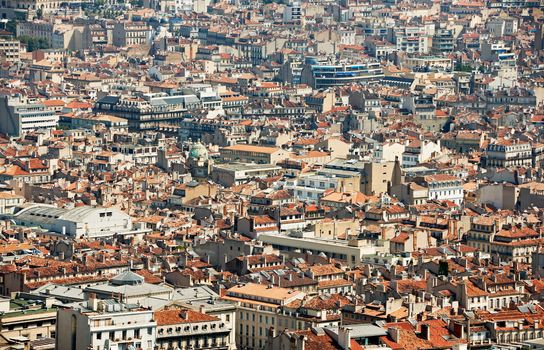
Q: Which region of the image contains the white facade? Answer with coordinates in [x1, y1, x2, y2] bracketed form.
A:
[402, 140, 441, 168]
[425, 176, 464, 205]
[284, 174, 339, 202]
[56, 300, 157, 350]
[0, 95, 59, 137]
[374, 142, 406, 163]
[283, 1, 302, 22]
[14, 204, 138, 238]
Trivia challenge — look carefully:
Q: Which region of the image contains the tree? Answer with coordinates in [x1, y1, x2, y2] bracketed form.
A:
[5, 20, 17, 35]
[18, 36, 51, 52]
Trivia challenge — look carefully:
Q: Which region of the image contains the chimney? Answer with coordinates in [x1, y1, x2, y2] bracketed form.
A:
[338, 327, 352, 350]
[89, 293, 98, 311]
[421, 323, 431, 341]
[388, 327, 401, 343]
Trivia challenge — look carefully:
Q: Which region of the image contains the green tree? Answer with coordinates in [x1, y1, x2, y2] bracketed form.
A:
[5, 20, 17, 35]
[18, 36, 51, 52]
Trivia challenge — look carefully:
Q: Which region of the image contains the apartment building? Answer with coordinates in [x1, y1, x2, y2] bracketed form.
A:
[0, 95, 59, 136]
[56, 298, 157, 350]
[258, 232, 387, 267]
[219, 144, 289, 165]
[211, 163, 282, 187]
[154, 308, 235, 350]
[389, 27, 432, 54]
[414, 174, 464, 205]
[300, 56, 384, 89]
[402, 139, 442, 168]
[0, 298, 57, 344]
[222, 283, 306, 349]
[95, 92, 200, 130]
[0, 37, 20, 62]
[284, 169, 361, 203]
[0, 0, 68, 19]
[112, 22, 152, 47]
[484, 139, 532, 168]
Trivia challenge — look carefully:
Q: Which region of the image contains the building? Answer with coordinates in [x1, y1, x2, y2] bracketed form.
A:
[211, 163, 282, 187]
[283, 1, 302, 24]
[0, 0, 69, 19]
[55, 297, 157, 350]
[300, 56, 384, 89]
[415, 174, 464, 205]
[480, 41, 516, 66]
[483, 139, 532, 168]
[154, 308, 235, 350]
[0, 297, 57, 345]
[222, 283, 306, 349]
[0, 192, 24, 214]
[389, 26, 432, 54]
[219, 144, 289, 165]
[258, 232, 387, 267]
[284, 169, 361, 203]
[95, 92, 200, 130]
[13, 204, 147, 239]
[0, 95, 59, 137]
[324, 158, 401, 196]
[112, 22, 152, 47]
[0, 37, 21, 62]
[402, 139, 442, 167]
[83, 271, 173, 305]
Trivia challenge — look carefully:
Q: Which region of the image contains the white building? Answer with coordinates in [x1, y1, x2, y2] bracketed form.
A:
[56, 298, 157, 350]
[374, 142, 406, 163]
[402, 139, 442, 168]
[0, 95, 59, 137]
[13, 204, 148, 239]
[421, 174, 464, 205]
[283, 1, 302, 23]
[0, 192, 24, 214]
[284, 169, 360, 203]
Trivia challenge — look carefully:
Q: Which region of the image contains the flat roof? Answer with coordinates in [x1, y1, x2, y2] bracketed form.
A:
[226, 282, 304, 302]
[213, 163, 281, 172]
[221, 144, 280, 154]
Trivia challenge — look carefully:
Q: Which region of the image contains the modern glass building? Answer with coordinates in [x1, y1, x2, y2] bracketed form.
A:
[301, 56, 384, 89]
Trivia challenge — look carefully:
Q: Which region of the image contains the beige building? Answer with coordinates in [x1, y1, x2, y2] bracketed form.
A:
[168, 182, 218, 206]
[0, 0, 66, 19]
[0, 298, 57, 346]
[314, 218, 361, 239]
[112, 22, 152, 47]
[154, 308, 236, 350]
[325, 159, 402, 196]
[0, 192, 24, 214]
[222, 283, 306, 349]
[315, 137, 351, 159]
[220, 144, 289, 165]
[0, 38, 20, 62]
